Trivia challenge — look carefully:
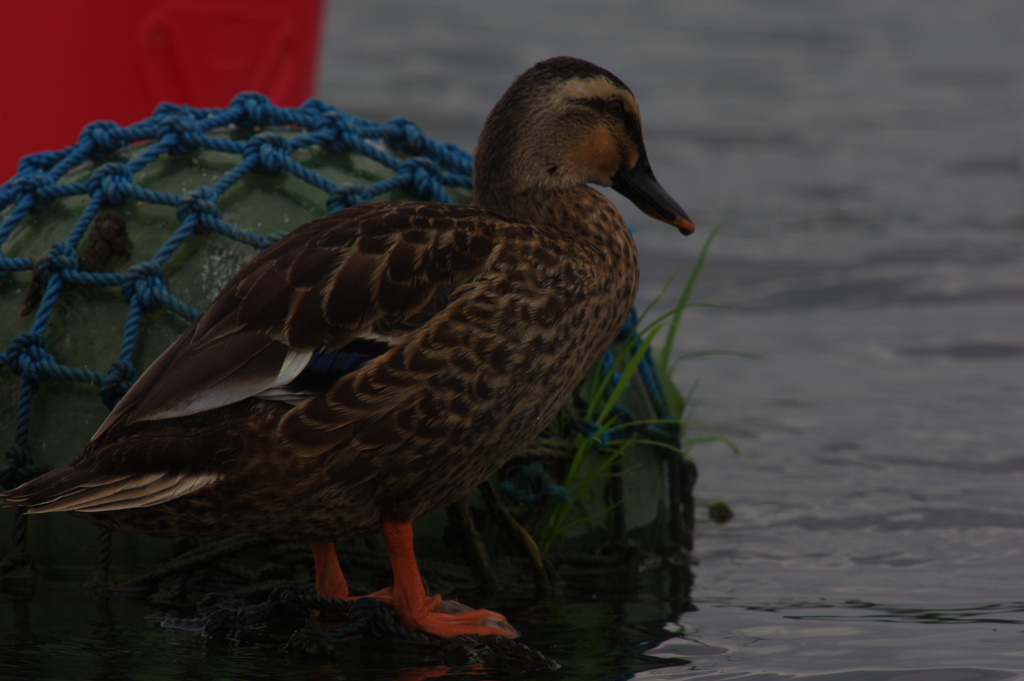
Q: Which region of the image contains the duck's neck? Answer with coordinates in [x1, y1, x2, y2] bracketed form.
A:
[473, 181, 619, 236]
[470, 120, 596, 229]
[471, 127, 627, 235]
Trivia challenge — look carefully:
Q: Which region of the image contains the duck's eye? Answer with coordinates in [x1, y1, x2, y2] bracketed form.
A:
[606, 100, 625, 117]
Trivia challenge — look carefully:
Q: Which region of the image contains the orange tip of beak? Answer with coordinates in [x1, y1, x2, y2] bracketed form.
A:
[672, 216, 696, 234]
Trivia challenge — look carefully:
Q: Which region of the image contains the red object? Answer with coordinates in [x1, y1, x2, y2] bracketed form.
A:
[0, 0, 323, 181]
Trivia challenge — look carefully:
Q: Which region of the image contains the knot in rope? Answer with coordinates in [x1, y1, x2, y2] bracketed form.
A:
[243, 132, 291, 175]
[313, 110, 363, 154]
[16, 150, 64, 176]
[100, 359, 138, 409]
[298, 99, 331, 116]
[501, 461, 572, 506]
[1, 445, 46, 491]
[4, 332, 55, 382]
[383, 116, 426, 155]
[645, 421, 680, 446]
[607, 405, 632, 432]
[78, 120, 130, 158]
[5, 173, 60, 212]
[153, 102, 189, 119]
[396, 157, 450, 203]
[121, 262, 169, 310]
[229, 92, 275, 128]
[87, 162, 135, 205]
[176, 186, 222, 232]
[36, 241, 80, 283]
[156, 114, 202, 156]
[577, 418, 612, 450]
[326, 184, 374, 213]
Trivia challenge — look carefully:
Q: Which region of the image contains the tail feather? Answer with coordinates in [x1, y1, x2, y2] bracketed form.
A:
[2, 467, 110, 506]
[62, 473, 220, 513]
[2, 466, 219, 513]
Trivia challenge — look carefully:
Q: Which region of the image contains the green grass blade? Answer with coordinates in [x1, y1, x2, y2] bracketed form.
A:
[596, 331, 658, 425]
[658, 225, 721, 373]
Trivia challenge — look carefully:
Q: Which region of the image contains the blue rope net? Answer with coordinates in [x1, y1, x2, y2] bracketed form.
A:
[0, 92, 682, 563]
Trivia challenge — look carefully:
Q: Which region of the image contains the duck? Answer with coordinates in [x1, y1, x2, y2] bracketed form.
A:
[2, 56, 693, 639]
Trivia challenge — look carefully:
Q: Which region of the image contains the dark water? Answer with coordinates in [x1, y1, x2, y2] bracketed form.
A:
[4, 0, 1023, 678]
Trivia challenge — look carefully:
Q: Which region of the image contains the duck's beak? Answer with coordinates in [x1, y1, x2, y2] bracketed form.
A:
[611, 148, 695, 234]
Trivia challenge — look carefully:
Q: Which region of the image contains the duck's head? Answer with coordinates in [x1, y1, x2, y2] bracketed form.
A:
[473, 56, 694, 234]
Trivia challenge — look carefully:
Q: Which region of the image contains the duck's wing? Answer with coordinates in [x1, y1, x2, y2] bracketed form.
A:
[95, 201, 499, 441]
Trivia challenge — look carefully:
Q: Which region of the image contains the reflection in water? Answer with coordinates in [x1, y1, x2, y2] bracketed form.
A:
[384, 664, 471, 681]
[0, 567, 689, 681]
[6, 570, 1024, 680]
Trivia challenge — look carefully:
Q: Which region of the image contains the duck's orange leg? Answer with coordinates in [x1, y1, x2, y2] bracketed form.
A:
[311, 541, 394, 604]
[382, 519, 518, 638]
[311, 541, 349, 600]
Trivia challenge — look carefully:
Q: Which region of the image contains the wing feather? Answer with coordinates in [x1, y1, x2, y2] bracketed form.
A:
[92, 202, 502, 441]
